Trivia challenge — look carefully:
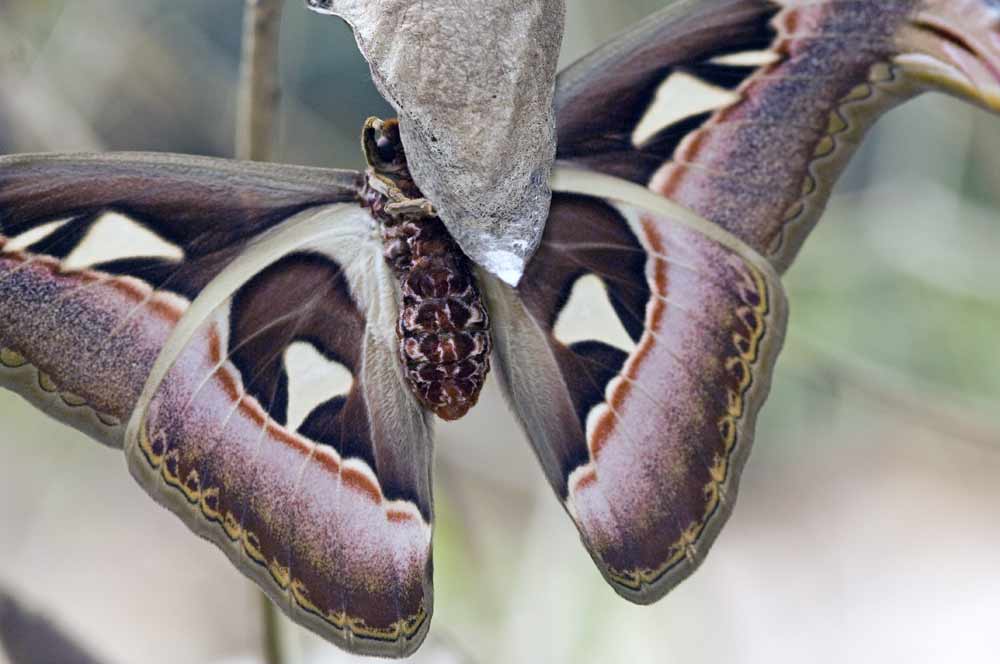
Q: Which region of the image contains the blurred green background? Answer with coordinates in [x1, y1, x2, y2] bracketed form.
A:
[2, 1, 1000, 663]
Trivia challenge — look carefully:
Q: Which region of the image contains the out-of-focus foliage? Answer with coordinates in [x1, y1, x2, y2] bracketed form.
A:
[0, 0, 392, 165]
[1, 2, 999, 664]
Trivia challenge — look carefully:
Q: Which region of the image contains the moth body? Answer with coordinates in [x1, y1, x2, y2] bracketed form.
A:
[362, 118, 491, 420]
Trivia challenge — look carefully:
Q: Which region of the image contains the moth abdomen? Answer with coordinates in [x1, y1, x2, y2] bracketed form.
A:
[362, 117, 491, 421]
[401, 330, 490, 364]
[391, 219, 491, 421]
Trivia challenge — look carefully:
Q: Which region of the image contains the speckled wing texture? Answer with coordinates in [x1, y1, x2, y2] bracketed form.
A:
[0, 153, 434, 657]
[487, 169, 787, 603]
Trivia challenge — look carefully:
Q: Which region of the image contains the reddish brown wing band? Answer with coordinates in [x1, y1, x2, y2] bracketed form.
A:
[0, 154, 434, 657]
[488, 168, 787, 602]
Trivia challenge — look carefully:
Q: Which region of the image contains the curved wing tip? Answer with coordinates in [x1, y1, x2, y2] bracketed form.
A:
[603, 556, 704, 607]
[603, 537, 720, 606]
[275, 580, 433, 658]
[612, 583, 671, 607]
[595, 478, 746, 607]
[324, 628, 431, 660]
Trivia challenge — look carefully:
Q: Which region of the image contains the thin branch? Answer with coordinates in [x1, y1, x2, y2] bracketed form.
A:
[239, 5, 286, 660]
[237, 0, 284, 161]
[260, 591, 285, 664]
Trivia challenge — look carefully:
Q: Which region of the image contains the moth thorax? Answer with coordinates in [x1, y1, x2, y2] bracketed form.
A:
[361, 117, 491, 420]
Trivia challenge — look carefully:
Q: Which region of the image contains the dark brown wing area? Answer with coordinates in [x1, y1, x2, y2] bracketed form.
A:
[0, 152, 362, 295]
[555, 0, 778, 186]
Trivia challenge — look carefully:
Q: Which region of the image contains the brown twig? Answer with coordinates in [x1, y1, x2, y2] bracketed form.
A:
[238, 2, 288, 660]
[237, 0, 284, 161]
[260, 591, 284, 664]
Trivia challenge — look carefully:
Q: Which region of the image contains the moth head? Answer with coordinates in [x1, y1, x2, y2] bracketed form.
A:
[304, 0, 336, 15]
[895, 0, 1000, 111]
[362, 116, 408, 175]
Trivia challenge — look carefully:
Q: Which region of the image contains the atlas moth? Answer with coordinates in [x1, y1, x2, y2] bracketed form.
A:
[1, 0, 999, 657]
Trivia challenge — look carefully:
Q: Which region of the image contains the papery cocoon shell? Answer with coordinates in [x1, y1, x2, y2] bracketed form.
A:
[307, 0, 565, 284]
